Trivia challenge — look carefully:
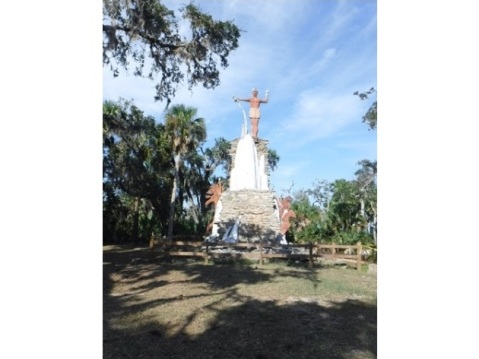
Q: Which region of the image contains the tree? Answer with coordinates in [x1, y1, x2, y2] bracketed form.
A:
[165, 104, 206, 240]
[354, 160, 377, 243]
[290, 194, 323, 243]
[353, 87, 378, 243]
[353, 87, 377, 130]
[267, 149, 280, 172]
[104, 99, 233, 241]
[327, 180, 363, 237]
[307, 179, 334, 213]
[103, 99, 172, 242]
[103, 0, 241, 105]
[355, 160, 377, 211]
[201, 137, 232, 181]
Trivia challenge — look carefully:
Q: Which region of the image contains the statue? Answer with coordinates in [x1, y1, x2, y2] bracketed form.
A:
[280, 210, 296, 236]
[277, 196, 296, 240]
[277, 196, 292, 218]
[205, 180, 223, 207]
[233, 88, 269, 140]
[205, 180, 223, 234]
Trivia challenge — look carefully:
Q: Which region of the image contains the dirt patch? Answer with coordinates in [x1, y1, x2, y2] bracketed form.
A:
[104, 244, 377, 358]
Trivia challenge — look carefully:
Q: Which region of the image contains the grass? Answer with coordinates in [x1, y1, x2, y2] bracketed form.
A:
[104, 244, 377, 358]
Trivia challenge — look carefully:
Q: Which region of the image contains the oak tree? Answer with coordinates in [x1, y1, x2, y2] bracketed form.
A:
[103, 0, 241, 105]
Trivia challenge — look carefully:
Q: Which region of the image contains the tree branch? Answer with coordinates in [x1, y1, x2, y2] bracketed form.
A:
[103, 24, 187, 51]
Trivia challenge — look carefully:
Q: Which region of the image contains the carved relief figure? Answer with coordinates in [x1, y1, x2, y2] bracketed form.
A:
[277, 196, 292, 217]
[205, 181, 223, 207]
[205, 181, 223, 234]
[277, 196, 296, 235]
[280, 210, 297, 235]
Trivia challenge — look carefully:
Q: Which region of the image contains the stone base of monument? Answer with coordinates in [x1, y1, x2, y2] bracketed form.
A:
[211, 189, 281, 244]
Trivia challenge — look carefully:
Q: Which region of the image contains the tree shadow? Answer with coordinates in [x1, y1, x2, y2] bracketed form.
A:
[104, 244, 376, 359]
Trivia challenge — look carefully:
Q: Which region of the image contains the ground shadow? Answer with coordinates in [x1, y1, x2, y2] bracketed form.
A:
[104, 244, 376, 359]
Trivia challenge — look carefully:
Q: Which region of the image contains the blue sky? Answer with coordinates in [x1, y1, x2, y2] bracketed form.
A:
[103, 0, 377, 195]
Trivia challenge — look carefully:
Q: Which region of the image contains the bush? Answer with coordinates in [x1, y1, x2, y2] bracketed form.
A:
[330, 231, 374, 245]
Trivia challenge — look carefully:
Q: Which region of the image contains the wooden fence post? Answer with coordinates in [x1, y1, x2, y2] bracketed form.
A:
[331, 242, 336, 257]
[356, 241, 362, 271]
[162, 239, 169, 261]
[259, 241, 264, 266]
[309, 242, 313, 269]
[148, 233, 156, 263]
[149, 233, 156, 250]
[204, 242, 209, 264]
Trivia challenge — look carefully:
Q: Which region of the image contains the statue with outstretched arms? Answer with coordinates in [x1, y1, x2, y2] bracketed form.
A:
[233, 88, 269, 139]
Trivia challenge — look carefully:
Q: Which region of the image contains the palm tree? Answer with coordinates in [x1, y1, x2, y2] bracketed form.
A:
[165, 104, 206, 241]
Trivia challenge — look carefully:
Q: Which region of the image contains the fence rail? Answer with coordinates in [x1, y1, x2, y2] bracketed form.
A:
[150, 237, 364, 270]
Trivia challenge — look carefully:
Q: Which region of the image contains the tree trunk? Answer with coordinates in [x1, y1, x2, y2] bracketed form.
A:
[132, 197, 139, 242]
[167, 156, 181, 241]
[359, 198, 365, 219]
[183, 184, 199, 225]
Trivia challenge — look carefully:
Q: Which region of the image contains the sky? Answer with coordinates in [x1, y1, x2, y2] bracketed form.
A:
[103, 0, 377, 195]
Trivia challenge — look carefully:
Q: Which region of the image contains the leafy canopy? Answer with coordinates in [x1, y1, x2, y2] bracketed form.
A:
[353, 87, 377, 130]
[103, 0, 241, 106]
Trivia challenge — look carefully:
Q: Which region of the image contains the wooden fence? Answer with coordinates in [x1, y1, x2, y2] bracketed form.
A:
[150, 236, 364, 270]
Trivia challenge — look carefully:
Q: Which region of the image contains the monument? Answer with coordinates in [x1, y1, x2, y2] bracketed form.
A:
[206, 88, 296, 245]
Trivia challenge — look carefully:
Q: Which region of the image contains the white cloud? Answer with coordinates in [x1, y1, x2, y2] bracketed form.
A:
[223, 0, 309, 33]
[313, 48, 337, 72]
[321, 0, 361, 44]
[268, 89, 364, 146]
